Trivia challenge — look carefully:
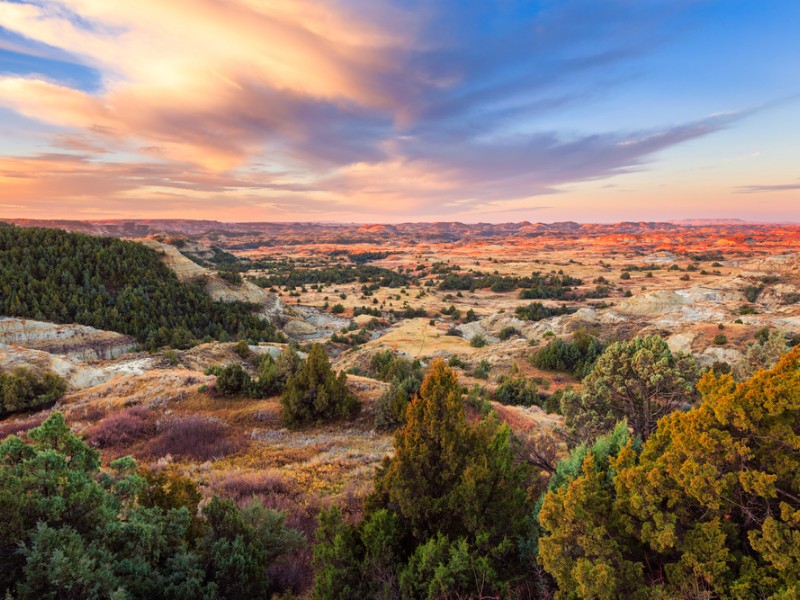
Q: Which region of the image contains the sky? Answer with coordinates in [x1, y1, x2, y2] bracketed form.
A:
[0, 0, 798, 223]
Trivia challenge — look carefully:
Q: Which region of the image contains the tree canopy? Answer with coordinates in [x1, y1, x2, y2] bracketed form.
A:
[0, 367, 66, 415]
[281, 344, 359, 426]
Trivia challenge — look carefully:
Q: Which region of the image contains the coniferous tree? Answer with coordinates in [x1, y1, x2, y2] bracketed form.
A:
[0, 225, 282, 349]
[0, 413, 304, 599]
[313, 361, 533, 598]
[560, 335, 699, 442]
[281, 344, 359, 426]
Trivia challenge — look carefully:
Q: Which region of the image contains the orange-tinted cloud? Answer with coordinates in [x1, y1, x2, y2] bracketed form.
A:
[0, 0, 423, 169]
[0, 0, 795, 221]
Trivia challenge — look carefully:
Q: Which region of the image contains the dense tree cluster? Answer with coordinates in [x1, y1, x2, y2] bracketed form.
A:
[0, 413, 304, 599]
[517, 273, 583, 299]
[328, 250, 392, 264]
[515, 302, 575, 322]
[311, 335, 776, 598]
[252, 264, 408, 289]
[0, 226, 281, 349]
[206, 344, 356, 427]
[538, 347, 800, 598]
[207, 347, 301, 399]
[0, 367, 66, 415]
[180, 246, 241, 271]
[438, 270, 582, 296]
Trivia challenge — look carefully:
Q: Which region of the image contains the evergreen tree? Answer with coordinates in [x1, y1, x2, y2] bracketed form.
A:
[281, 344, 359, 426]
[0, 368, 67, 414]
[0, 225, 282, 349]
[0, 413, 304, 599]
[313, 361, 533, 598]
[561, 335, 699, 442]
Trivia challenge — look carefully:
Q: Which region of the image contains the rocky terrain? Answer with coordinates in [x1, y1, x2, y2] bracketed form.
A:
[0, 317, 135, 360]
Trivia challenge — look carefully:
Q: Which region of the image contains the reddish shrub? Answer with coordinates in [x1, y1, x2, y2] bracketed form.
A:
[219, 470, 289, 503]
[70, 404, 107, 423]
[143, 415, 246, 462]
[0, 414, 46, 440]
[86, 406, 155, 449]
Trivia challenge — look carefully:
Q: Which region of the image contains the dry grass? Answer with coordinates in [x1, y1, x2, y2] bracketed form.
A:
[345, 318, 473, 360]
[216, 469, 291, 502]
[141, 415, 248, 462]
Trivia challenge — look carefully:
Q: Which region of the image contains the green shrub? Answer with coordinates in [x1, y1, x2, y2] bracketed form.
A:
[543, 389, 565, 414]
[0, 368, 67, 415]
[464, 384, 492, 415]
[375, 377, 419, 431]
[494, 369, 539, 406]
[213, 363, 250, 396]
[447, 355, 468, 369]
[498, 326, 519, 340]
[515, 302, 574, 322]
[0, 413, 304, 598]
[371, 351, 423, 430]
[233, 339, 251, 359]
[743, 284, 764, 303]
[470, 334, 487, 348]
[472, 359, 491, 380]
[530, 331, 606, 379]
[218, 269, 243, 286]
[164, 349, 179, 366]
[247, 353, 283, 398]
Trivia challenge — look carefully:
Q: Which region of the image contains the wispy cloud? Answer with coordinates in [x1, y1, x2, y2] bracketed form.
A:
[736, 181, 800, 193]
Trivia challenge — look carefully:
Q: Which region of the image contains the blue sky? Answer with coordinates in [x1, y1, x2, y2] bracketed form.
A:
[0, 0, 798, 221]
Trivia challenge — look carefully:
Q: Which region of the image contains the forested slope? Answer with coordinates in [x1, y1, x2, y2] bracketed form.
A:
[0, 225, 281, 349]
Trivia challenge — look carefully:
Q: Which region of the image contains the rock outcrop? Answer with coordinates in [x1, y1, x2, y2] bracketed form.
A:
[0, 317, 135, 360]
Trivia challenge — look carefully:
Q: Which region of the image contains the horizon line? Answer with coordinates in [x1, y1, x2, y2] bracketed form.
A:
[3, 217, 800, 227]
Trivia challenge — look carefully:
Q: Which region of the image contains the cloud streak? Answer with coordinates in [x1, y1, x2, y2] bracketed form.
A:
[736, 181, 800, 194]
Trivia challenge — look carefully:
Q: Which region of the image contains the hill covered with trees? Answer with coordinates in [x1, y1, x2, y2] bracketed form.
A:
[0, 225, 281, 349]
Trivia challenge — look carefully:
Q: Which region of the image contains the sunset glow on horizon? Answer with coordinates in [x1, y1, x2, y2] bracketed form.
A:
[0, 0, 798, 223]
